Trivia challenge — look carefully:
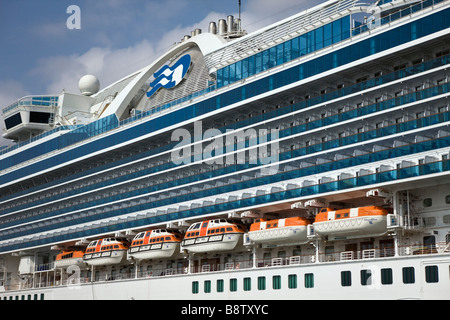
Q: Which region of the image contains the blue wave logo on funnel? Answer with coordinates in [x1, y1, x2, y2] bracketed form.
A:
[147, 54, 192, 98]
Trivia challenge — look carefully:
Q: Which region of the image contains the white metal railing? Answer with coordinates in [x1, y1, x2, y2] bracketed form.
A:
[8, 241, 449, 292]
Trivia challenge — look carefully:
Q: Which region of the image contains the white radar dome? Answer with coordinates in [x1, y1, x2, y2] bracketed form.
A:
[79, 75, 100, 96]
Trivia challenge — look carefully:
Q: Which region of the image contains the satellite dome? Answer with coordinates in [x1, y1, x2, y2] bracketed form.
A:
[79, 75, 100, 96]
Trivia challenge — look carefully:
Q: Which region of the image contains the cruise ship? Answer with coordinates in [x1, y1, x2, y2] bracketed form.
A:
[1, 0, 450, 301]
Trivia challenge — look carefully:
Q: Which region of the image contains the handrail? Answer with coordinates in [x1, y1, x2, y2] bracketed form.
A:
[10, 241, 448, 292]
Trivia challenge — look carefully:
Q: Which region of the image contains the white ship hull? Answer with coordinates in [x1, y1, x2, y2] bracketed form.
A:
[127, 242, 179, 260]
[249, 226, 308, 244]
[3, 253, 449, 300]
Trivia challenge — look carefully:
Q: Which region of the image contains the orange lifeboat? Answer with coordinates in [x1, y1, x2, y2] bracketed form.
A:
[313, 206, 389, 237]
[181, 219, 244, 253]
[55, 250, 86, 269]
[83, 238, 129, 266]
[249, 217, 310, 244]
[127, 229, 181, 261]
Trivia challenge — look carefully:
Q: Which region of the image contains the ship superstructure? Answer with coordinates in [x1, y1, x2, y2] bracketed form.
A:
[1, 0, 450, 300]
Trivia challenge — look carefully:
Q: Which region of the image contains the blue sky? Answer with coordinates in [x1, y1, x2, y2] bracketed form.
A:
[0, 0, 322, 145]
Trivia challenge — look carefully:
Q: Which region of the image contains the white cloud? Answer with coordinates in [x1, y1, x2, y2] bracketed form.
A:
[30, 40, 158, 95]
[1, 0, 328, 148]
[29, 0, 324, 95]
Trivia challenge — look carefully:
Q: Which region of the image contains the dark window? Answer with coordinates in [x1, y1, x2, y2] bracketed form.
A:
[243, 277, 251, 291]
[192, 281, 199, 294]
[381, 268, 393, 285]
[217, 279, 224, 292]
[230, 278, 238, 292]
[273, 275, 281, 289]
[304, 273, 314, 288]
[204, 280, 211, 293]
[402, 267, 415, 284]
[423, 198, 432, 207]
[361, 270, 372, 286]
[5, 113, 22, 130]
[425, 265, 439, 283]
[341, 271, 352, 286]
[288, 274, 297, 289]
[258, 276, 266, 290]
[30, 112, 51, 124]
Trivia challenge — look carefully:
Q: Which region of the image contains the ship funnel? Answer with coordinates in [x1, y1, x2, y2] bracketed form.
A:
[218, 19, 227, 35]
[209, 21, 217, 34]
[227, 15, 234, 33]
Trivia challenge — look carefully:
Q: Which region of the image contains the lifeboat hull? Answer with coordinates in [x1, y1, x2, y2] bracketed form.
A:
[55, 258, 86, 269]
[313, 215, 387, 236]
[128, 242, 179, 260]
[181, 233, 241, 253]
[83, 250, 126, 266]
[249, 226, 308, 244]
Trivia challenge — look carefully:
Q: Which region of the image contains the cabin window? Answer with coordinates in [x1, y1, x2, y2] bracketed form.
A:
[402, 267, 415, 284]
[425, 266, 439, 283]
[230, 278, 238, 292]
[341, 271, 352, 286]
[217, 279, 224, 292]
[204, 280, 211, 293]
[305, 273, 314, 288]
[381, 268, 393, 285]
[192, 281, 199, 294]
[273, 275, 281, 290]
[288, 274, 297, 289]
[361, 270, 372, 286]
[226, 227, 233, 232]
[445, 195, 450, 204]
[423, 198, 432, 207]
[258, 276, 266, 290]
[243, 277, 251, 291]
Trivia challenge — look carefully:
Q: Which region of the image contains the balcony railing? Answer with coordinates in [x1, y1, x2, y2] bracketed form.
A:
[5, 241, 448, 292]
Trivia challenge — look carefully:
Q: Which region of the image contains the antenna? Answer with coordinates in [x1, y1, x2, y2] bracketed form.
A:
[239, 0, 241, 21]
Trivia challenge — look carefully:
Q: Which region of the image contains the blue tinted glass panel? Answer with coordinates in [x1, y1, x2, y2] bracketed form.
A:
[307, 31, 315, 53]
[333, 19, 342, 43]
[324, 23, 333, 47]
[315, 26, 324, 50]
